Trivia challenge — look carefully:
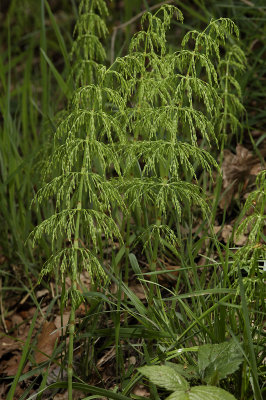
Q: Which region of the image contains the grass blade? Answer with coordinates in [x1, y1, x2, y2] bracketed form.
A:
[6, 308, 38, 400]
[40, 48, 71, 98]
[44, 0, 71, 75]
[28, 381, 132, 400]
[238, 266, 263, 400]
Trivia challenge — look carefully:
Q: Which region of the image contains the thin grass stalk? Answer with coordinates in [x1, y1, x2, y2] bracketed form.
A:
[114, 275, 125, 378]
[6, 308, 38, 400]
[210, 54, 230, 225]
[36, 337, 59, 400]
[40, 0, 48, 119]
[238, 266, 263, 400]
[122, 215, 131, 327]
[168, 293, 234, 352]
[67, 138, 88, 397]
[148, 212, 161, 306]
[221, 54, 230, 153]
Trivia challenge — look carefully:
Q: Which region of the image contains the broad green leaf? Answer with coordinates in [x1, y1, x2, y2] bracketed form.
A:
[198, 340, 243, 384]
[165, 362, 198, 380]
[138, 365, 189, 391]
[166, 385, 237, 400]
[166, 389, 190, 400]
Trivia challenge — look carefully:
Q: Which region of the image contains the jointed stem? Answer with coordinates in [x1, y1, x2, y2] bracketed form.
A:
[67, 161, 86, 399]
[67, 304, 75, 397]
[148, 213, 161, 306]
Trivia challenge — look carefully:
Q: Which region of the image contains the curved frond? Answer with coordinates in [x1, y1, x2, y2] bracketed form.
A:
[118, 177, 208, 219]
[207, 18, 239, 42]
[40, 246, 106, 283]
[31, 209, 122, 248]
[235, 170, 266, 244]
[55, 109, 124, 142]
[176, 50, 218, 85]
[71, 34, 106, 63]
[72, 84, 126, 111]
[182, 30, 220, 60]
[174, 75, 221, 115]
[120, 140, 218, 179]
[50, 139, 121, 175]
[139, 224, 180, 251]
[34, 171, 125, 212]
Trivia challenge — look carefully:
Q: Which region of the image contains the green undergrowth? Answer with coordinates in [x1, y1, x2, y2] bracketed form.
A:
[0, 1, 265, 400]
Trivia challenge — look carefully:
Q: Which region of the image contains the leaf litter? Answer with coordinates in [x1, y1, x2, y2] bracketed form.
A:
[220, 144, 262, 209]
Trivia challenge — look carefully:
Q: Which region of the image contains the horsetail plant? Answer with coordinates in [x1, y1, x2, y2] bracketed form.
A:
[70, 0, 109, 86]
[233, 169, 266, 297]
[114, 9, 244, 297]
[217, 43, 246, 149]
[31, 1, 126, 398]
[232, 170, 265, 400]
[30, 2, 249, 398]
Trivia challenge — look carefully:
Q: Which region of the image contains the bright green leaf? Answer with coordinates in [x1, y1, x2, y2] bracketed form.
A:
[138, 365, 189, 391]
[165, 362, 198, 380]
[166, 385, 237, 400]
[198, 340, 243, 384]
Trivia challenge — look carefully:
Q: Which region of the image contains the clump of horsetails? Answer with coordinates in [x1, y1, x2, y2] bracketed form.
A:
[31, 1, 247, 397]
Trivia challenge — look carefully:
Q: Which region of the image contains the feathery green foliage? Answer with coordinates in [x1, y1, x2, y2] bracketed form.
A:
[71, 0, 109, 86]
[32, 13, 124, 294]
[217, 44, 246, 147]
[30, 1, 124, 397]
[233, 169, 265, 298]
[112, 8, 246, 282]
[27, 1, 254, 398]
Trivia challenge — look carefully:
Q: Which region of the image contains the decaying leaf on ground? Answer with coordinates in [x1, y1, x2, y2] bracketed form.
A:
[34, 321, 60, 364]
[220, 144, 262, 209]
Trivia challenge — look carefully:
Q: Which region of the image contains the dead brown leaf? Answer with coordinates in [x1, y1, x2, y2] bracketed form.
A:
[36, 288, 49, 298]
[213, 226, 221, 235]
[234, 232, 248, 246]
[128, 356, 137, 365]
[0, 313, 30, 377]
[11, 314, 24, 335]
[0, 343, 29, 377]
[19, 307, 36, 319]
[54, 312, 70, 336]
[97, 347, 116, 369]
[133, 384, 150, 397]
[1, 352, 21, 376]
[0, 382, 8, 400]
[111, 281, 147, 301]
[213, 224, 248, 245]
[157, 262, 180, 282]
[129, 284, 146, 300]
[220, 144, 262, 209]
[35, 321, 59, 364]
[76, 303, 86, 317]
[54, 393, 69, 400]
[79, 270, 91, 289]
[0, 334, 21, 358]
[221, 225, 233, 243]
[54, 390, 84, 400]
